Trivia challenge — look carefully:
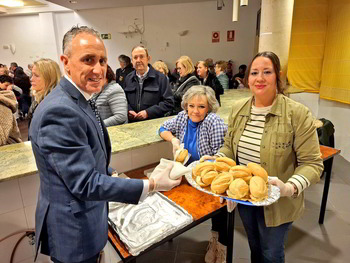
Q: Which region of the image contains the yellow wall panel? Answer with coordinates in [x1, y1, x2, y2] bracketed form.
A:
[320, 1, 350, 104]
[287, 0, 328, 92]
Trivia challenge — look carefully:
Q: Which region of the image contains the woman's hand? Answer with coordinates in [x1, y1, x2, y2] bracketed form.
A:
[269, 178, 295, 197]
[220, 197, 237, 212]
[171, 137, 181, 157]
[199, 155, 217, 162]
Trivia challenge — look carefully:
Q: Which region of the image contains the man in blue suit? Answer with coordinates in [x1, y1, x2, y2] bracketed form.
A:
[29, 26, 181, 263]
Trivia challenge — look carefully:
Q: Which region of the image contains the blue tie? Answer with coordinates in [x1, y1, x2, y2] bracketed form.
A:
[88, 99, 104, 138]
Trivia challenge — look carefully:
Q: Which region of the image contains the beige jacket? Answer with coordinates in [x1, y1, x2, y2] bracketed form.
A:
[0, 90, 22, 146]
[219, 94, 323, 226]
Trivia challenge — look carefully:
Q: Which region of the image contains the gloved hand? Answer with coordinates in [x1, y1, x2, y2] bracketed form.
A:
[150, 163, 182, 191]
[269, 178, 295, 197]
[220, 197, 237, 213]
[199, 155, 217, 162]
[171, 137, 181, 158]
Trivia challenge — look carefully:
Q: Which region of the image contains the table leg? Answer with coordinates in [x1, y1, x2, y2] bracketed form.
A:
[227, 209, 235, 263]
[319, 157, 334, 224]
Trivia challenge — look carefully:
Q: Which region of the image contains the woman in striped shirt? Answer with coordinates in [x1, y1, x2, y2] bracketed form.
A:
[92, 65, 128, 126]
[216, 51, 323, 263]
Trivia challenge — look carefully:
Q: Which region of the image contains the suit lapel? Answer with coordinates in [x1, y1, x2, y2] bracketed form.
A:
[60, 78, 108, 159]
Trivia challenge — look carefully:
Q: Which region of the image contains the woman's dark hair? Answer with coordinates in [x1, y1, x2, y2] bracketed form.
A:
[106, 65, 116, 83]
[118, 54, 131, 66]
[14, 68, 31, 95]
[244, 51, 285, 95]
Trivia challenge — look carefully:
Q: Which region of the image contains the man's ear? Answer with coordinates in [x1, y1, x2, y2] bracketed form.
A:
[148, 55, 151, 62]
[60, 55, 70, 75]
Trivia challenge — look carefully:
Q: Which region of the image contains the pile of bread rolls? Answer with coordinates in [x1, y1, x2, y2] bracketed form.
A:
[192, 157, 269, 202]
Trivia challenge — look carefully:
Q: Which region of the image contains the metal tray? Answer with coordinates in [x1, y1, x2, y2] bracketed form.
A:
[108, 192, 193, 256]
[185, 161, 280, 206]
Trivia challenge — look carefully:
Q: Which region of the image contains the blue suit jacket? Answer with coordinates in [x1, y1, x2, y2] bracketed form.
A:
[29, 77, 144, 262]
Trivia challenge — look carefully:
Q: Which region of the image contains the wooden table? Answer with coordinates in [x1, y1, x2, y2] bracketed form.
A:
[108, 173, 230, 263]
[319, 145, 341, 224]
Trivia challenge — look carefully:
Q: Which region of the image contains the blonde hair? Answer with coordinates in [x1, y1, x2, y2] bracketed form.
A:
[176, 56, 195, 76]
[33, 58, 61, 103]
[153, 61, 169, 75]
[181, 85, 219, 113]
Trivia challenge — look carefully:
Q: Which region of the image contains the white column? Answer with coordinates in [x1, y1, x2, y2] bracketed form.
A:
[259, 0, 294, 84]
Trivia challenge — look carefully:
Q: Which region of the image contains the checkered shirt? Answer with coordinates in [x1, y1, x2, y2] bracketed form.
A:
[161, 111, 227, 157]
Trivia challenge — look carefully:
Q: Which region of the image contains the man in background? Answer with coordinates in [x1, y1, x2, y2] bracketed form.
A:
[124, 45, 174, 122]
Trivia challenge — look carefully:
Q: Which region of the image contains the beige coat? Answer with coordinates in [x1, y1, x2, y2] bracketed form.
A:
[219, 94, 323, 226]
[0, 90, 22, 146]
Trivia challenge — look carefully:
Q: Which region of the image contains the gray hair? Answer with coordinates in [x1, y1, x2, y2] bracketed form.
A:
[181, 85, 219, 113]
[62, 26, 101, 56]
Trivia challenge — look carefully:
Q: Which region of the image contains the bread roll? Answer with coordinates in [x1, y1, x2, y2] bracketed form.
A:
[230, 171, 252, 184]
[201, 170, 219, 185]
[247, 163, 268, 182]
[211, 172, 234, 194]
[196, 175, 210, 187]
[229, 165, 252, 176]
[176, 149, 188, 163]
[228, 178, 249, 199]
[194, 162, 216, 176]
[215, 157, 236, 167]
[214, 161, 231, 172]
[249, 176, 268, 201]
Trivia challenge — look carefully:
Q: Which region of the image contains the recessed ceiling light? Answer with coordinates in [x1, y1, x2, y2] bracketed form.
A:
[69, 0, 78, 3]
[0, 0, 24, 7]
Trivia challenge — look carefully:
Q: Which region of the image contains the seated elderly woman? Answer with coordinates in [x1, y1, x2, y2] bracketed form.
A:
[159, 85, 228, 262]
[172, 56, 200, 115]
[92, 65, 128, 126]
[29, 58, 61, 129]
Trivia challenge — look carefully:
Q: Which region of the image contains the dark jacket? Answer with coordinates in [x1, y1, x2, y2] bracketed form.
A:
[124, 65, 174, 121]
[116, 64, 134, 88]
[202, 72, 224, 105]
[173, 73, 200, 114]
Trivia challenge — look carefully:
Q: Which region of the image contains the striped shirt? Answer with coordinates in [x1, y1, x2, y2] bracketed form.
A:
[222, 104, 310, 196]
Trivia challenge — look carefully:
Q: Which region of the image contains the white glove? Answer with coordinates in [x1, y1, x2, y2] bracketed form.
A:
[150, 163, 182, 191]
[220, 197, 237, 213]
[171, 137, 181, 158]
[199, 155, 217, 162]
[269, 178, 295, 197]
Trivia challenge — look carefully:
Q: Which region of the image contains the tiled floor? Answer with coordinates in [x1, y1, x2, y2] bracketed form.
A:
[16, 121, 350, 263]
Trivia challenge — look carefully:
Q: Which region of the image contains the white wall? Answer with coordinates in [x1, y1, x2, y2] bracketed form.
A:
[290, 93, 350, 161]
[0, 1, 261, 72]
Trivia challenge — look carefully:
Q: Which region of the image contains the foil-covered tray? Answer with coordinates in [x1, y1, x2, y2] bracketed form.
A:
[185, 161, 280, 206]
[108, 192, 193, 256]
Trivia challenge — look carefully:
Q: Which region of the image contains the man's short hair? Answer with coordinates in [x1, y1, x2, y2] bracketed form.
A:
[0, 75, 13, 84]
[215, 61, 227, 72]
[131, 45, 149, 58]
[10, 62, 18, 68]
[239, 64, 247, 71]
[62, 25, 101, 56]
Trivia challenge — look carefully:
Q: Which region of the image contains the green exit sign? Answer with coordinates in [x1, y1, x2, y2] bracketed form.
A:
[101, 33, 111, 40]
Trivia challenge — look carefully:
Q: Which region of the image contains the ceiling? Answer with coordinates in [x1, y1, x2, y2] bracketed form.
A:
[0, 0, 46, 8]
[45, 0, 208, 10]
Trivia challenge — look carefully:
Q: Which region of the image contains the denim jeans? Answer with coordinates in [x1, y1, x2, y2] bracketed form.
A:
[238, 204, 292, 263]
